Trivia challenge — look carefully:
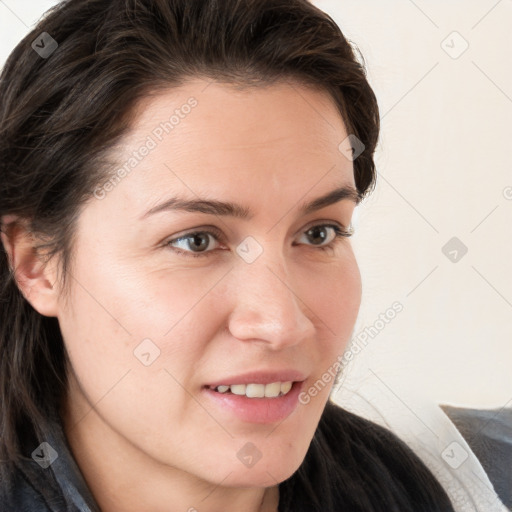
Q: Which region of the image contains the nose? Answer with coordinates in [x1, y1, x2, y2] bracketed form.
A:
[227, 252, 316, 350]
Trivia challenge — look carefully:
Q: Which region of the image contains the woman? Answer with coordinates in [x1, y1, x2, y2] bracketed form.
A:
[0, 0, 457, 510]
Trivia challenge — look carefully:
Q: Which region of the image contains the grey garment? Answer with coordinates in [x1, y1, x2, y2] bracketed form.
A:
[441, 405, 512, 511]
[0, 407, 101, 512]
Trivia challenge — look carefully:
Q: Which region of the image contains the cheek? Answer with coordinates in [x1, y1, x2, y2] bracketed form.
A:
[57, 263, 222, 464]
[303, 253, 362, 401]
[56, 246, 228, 406]
[292, 258, 361, 423]
[304, 251, 362, 343]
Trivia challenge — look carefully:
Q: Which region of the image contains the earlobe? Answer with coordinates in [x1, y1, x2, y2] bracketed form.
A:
[0, 217, 60, 317]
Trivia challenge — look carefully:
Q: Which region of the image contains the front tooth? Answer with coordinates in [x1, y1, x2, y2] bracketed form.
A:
[280, 381, 293, 395]
[230, 384, 247, 396]
[246, 384, 265, 398]
[217, 381, 294, 397]
[264, 382, 282, 398]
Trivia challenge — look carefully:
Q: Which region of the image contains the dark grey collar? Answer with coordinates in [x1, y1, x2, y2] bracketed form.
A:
[18, 406, 102, 512]
[44, 419, 102, 511]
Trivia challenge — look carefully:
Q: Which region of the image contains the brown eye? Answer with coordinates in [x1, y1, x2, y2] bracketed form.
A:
[305, 226, 333, 245]
[166, 229, 223, 258]
[297, 224, 352, 249]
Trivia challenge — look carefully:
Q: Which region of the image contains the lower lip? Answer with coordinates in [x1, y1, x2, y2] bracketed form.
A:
[201, 381, 304, 424]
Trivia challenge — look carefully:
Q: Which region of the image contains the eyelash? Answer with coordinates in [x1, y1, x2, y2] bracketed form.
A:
[165, 223, 353, 259]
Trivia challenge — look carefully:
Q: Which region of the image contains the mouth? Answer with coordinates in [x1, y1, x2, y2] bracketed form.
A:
[201, 379, 305, 424]
[205, 381, 294, 398]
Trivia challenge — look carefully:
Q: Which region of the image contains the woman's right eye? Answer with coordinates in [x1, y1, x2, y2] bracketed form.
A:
[165, 229, 224, 258]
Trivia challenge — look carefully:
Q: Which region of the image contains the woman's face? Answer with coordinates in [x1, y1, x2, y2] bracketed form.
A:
[57, 80, 362, 495]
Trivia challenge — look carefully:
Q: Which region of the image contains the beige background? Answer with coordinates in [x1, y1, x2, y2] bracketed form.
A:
[314, 0, 512, 410]
[1, 0, 511, 409]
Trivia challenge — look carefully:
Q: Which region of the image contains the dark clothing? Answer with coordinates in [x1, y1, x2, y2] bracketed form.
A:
[0, 401, 461, 511]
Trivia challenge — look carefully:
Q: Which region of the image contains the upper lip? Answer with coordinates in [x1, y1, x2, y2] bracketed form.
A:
[205, 369, 308, 388]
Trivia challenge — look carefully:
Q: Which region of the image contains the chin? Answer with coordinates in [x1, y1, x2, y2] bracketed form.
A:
[221, 467, 295, 488]
[214, 448, 306, 488]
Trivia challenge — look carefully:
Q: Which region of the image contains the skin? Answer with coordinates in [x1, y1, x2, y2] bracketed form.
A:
[2, 80, 362, 512]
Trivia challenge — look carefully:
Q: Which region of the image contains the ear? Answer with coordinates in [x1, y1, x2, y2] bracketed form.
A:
[1, 215, 60, 317]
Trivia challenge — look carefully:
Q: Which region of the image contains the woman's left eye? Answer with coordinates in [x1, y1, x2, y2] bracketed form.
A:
[165, 224, 352, 259]
[296, 224, 352, 250]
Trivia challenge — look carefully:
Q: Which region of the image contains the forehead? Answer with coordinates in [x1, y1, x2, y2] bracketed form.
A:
[127, 79, 349, 155]
[95, 79, 355, 220]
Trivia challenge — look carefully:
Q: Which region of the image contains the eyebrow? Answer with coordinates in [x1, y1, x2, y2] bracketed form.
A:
[141, 184, 361, 220]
